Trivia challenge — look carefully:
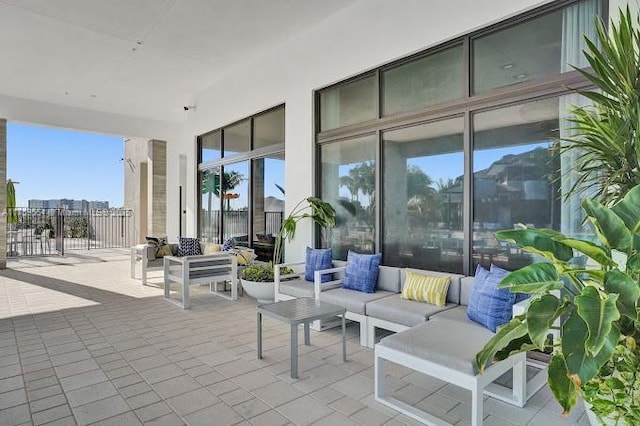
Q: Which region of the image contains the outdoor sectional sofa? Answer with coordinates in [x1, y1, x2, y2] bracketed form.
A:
[274, 261, 548, 425]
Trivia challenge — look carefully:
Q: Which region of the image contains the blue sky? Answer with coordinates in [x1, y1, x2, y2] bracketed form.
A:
[7, 123, 124, 208]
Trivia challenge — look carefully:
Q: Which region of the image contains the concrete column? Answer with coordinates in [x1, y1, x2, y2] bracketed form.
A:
[148, 140, 167, 236]
[253, 158, 265, 236]
[0, 119, 6, 269]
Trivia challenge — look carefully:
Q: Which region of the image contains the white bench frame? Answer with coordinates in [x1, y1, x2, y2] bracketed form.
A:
[131, 244, 166, 285]
[375, 344, 527, 426]
[163, 253, 238, 309]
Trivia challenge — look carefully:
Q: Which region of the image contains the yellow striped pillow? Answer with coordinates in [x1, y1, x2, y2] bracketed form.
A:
[401, 270, 451, 306]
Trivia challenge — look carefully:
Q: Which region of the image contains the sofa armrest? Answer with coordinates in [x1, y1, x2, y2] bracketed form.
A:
[274, 262, 304, 297]
[313, 266, 346, 299]
[512, 298, 531, 318]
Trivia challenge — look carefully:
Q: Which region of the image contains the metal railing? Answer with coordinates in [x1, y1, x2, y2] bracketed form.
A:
[6, 207, 135, 256]
[200, 210, 283, 243]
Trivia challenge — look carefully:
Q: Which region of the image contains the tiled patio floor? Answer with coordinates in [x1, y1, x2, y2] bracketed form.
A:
[0, 250, 590, 426]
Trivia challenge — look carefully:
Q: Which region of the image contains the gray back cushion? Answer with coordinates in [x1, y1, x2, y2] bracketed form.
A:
[332, 260, 347, 280]
[377, 266, 401, 293]
[459, 276, 475, 306]
[402, 268, 463, 305]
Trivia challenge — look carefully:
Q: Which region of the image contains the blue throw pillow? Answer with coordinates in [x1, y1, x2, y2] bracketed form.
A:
[305, 247, 333, 282]
[467, 264, 516, 332]
[490, 264, 529, 303]
[342, 251, 382, 293]
[177, 237, 201, 257]
[221, 238, 235, 252]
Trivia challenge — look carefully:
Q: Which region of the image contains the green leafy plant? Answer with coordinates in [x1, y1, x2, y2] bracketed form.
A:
[273, 197, 336, 265]
[240, 262, 294, 283]
[581, 336, 640, 424]
[475, 185, 640, 423]
[561, 7, 640, 207]
[240, 197, 335, 282]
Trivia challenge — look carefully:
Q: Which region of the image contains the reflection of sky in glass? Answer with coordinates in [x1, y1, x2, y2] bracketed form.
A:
[474, 141, 551, 171]
[398, 141, 552, 186]
[201, 150, 221, 163]
[264, 159, 285, 199]
[407, 152, 463, 188]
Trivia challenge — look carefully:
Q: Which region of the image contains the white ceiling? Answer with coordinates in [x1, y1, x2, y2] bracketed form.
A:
[0, 0, 357, 123]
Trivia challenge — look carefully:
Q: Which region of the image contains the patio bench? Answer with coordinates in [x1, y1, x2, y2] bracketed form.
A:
[163, 252, 238, 309]
[375, 318, 527, 426]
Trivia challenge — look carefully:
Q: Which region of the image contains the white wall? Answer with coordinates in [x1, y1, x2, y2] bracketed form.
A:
[177, 0, 553, 261]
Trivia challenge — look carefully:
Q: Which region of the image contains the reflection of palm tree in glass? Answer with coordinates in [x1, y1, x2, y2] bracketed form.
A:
[339, 162, 376, 221]
[406, 166, 437, 220]
[201, 169, 245, 213]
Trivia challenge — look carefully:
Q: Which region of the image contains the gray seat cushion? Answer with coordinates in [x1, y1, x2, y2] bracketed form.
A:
[319, 288, 395, 315]
[279, 278, 315, 298]
[431, 305, 494, 338]
[366, 295, 458, 327]
[378, 319, 494, 375]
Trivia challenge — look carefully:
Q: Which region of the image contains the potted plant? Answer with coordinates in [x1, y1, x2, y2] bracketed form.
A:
[560, 6, 640, 208]
[240, 197, 336, 303]
[476, 185, 640, 424]
[476, 7, 640, 424]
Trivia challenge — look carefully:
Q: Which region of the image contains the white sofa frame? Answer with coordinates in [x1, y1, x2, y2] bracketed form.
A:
[131, 243, 166, 285]
[375, 344, 526, 426]
[163, 253, 238, 309]
[273, 262, 351, 336]
[313, 266, 371, 347]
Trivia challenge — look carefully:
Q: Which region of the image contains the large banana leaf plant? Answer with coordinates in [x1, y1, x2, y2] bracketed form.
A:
[273, 197, 336, 264]
[476, 185, 640, 423]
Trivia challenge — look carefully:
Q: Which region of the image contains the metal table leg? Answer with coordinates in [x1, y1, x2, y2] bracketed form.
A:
[257, 312, 262, 359]
[342, 313, 347, 362]
[304, 322, 310, 345]
[291, 323, 298, 379]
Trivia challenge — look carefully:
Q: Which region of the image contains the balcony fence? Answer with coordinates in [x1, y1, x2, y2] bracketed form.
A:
[6, 207, 135, 256]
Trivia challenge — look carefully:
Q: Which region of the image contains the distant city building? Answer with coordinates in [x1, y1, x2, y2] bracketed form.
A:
[88, 201, 109, 210]
[28, 199, 109, 211]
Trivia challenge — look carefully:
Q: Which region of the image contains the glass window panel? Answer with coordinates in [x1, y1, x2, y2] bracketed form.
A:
[224, 119, 250, 156]
[382, 46, 464, 116]
[473, 97, 563, 271]
[320, 135, 376, 259]
[222, 162, 249, 244]
[319, 75, 376, 131]
[473, 0, 600, 94]
[199, 130, 221, 163]
[200, 166, 221, 243]
[383, 118, 464, 273]
[252, 154, 284, 261]
[254, 107, 284, 150]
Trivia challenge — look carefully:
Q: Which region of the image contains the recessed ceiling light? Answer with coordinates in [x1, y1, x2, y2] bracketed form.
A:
[515, 73, 528, 79]
[64, 91, 69, 95]
[501, 63, 514, 70]
[90, 94, 97, 98]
